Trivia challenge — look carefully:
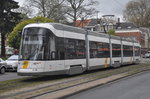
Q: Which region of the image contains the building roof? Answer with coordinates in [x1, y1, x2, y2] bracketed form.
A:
[139, 27, 149, 34]
[88, 19, 100, 26]
[75, 19, 101, 27]
[75, 19, 91, 27]
[116, 22, 138, 30]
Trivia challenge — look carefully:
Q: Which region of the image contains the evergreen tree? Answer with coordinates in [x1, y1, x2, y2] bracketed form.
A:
[8, 16, 53, 49]
[0, 0, 21, 57]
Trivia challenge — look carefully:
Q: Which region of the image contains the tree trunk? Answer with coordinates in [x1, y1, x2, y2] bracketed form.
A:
[73, 9, 77, 26]
[1, 33, 6, 57]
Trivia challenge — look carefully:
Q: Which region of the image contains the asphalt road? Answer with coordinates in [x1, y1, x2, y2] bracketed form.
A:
[0, 72, 28, 81]
[66, 71, 150, 99]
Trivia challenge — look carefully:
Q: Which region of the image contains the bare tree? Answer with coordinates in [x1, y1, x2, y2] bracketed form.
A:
[27, 0, 48, 17]
[124, 0, 150, 27]
[23, 0, 99, 24]
[16, 4, 33, 19]
[26, 0, 67, 22]
[46, 0, 68, 22]
[65, 0, 99, 26]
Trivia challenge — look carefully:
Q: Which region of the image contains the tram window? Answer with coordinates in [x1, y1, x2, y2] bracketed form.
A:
[76, 40, 86, 59]
[135, 47, 140, 56]
[56, 37, 65, 60]
[90, 42, 97, 58]
[112, 44, 121, 57]
[21, 27, 57, 61]
[65, 39, 76, 59]
[64, 38, 85, 59]
[90, 41, 110, 58]
[43, 30, 51, 60]
[123, 45, 133, 57]
[37, 53, 43, 60]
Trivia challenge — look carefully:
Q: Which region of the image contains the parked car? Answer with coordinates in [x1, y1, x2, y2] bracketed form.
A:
[0, 58, 7, 74]
[5, 55, 18, 71]
[144, 53, 150, 58]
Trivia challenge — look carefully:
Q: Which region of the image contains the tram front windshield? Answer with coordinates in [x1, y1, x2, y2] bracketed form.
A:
[20, 27, 52, 61]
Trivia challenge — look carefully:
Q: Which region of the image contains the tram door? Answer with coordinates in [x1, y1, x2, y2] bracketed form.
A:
[44, 30, 65, 72]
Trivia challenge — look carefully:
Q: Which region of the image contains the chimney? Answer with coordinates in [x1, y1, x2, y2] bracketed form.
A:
[116, 18, 120, 29]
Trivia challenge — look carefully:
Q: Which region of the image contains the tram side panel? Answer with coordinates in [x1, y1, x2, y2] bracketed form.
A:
[41, 29, 66, 75]
[122, 40, 134, 65]
[44, 30, 87, 75]
[111, 38, 122, 67]
[63, 31, 86, 75]
[43, 29, 87, 75]
[88, 35, 111, 69]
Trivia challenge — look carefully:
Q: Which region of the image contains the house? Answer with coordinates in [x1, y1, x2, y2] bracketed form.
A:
[75, 18, 116, 33]
[115, 22, 146, 53]
[139, 27, 150, 53]
[75, 19, 146, 52]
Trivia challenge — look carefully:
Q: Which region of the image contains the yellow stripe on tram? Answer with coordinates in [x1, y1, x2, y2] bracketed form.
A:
[23, 61, 29, 69]
[130, 57, 133, 64]
[104, 57, 109, 68]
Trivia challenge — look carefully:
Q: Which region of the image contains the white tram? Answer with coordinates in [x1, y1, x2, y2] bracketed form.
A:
[18, 23, 140, 76]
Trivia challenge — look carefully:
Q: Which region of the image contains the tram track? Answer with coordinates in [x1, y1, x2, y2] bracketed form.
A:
[0, 72, 126, 99]
[0, 69, 117, 99]
[1, 63, 150, 99]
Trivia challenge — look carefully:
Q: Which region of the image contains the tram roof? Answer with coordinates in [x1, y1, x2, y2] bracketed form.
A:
[50, 23, 137, 42]
[25, 23, 137, 43]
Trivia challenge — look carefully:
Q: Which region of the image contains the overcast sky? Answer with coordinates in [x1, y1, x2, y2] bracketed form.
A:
[14, 0, 132, 20]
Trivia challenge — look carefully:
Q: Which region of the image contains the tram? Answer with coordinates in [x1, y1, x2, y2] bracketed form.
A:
[18, 23, 140, 76]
